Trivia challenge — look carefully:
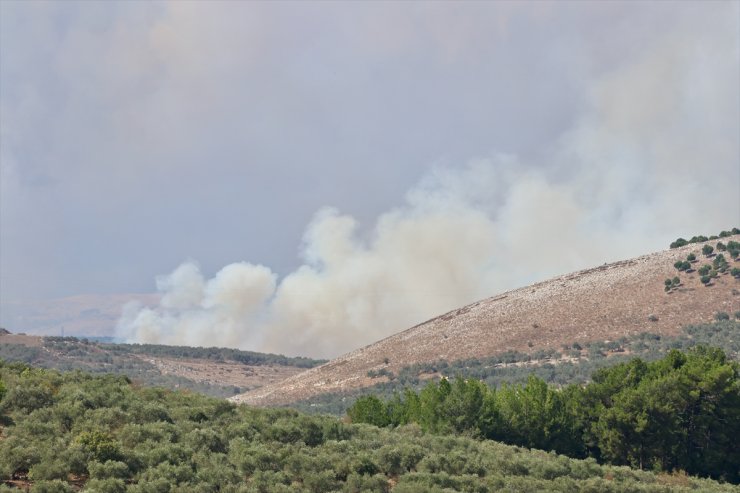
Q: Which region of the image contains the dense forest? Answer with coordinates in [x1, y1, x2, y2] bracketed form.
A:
[348, 347, 740, 482]
[2, 357, 739, 492]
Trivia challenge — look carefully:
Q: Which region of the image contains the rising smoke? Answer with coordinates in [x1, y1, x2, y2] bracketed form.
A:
[117, 6, 739, 358]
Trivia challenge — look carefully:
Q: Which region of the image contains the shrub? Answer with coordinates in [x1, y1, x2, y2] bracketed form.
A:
[670, 238, 688, 248]
[687, 253, 696, 262]
[672, 276, 680, 286]
[698, 265, 712, 276]
[716, 242, 727, 251]
[714, 312, 730, 321]
[674, 261, 690, 272]
[702, 245, 714, 256]
[731, 268, 740, 278]
[664, 279, 673, 287]
[700, 276, 711, 285]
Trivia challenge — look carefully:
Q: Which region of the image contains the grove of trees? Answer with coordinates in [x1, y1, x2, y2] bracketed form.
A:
[2, 355, 738, 492]
[348, 347, 740, 483]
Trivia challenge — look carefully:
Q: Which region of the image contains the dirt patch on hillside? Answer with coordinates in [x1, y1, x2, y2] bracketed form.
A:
[0, 333, 44, 347]
[137, 356, 305, 390]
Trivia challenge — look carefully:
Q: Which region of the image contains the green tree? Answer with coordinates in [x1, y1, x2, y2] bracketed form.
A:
[702, 244, 714, 256]
[347, 396, 389, 427]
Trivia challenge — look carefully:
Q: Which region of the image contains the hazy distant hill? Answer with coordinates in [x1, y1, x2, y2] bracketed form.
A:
[0, 333, 325, 398]
[234, 235, 740, 407]
[0, 293, 159, 338]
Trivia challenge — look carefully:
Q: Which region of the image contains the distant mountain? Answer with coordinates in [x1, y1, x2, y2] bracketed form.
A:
[0, 292, 159, 338]
[233, 235, 740, 406]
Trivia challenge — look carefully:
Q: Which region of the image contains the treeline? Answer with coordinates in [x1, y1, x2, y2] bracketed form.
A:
[669, 228, 739, 249]
[348, 347, 740, 483]
[42, 338, 327, 368]
[292, 321, 740, 415]
[1, 362, 737, 492]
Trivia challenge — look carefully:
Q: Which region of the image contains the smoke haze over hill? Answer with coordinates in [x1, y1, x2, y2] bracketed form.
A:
[118, 11, 740, 356]
[1, 2, 737, 356]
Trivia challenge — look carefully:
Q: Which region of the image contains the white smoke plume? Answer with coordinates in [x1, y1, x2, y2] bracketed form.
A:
[117, 4, 739, 358]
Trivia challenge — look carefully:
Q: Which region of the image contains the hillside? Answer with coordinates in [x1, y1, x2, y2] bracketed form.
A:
[234, 235, 740, 406]
[0, 333, 325, 398]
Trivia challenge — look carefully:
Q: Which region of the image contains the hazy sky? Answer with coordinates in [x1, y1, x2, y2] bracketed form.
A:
[1, 1, 739, 356]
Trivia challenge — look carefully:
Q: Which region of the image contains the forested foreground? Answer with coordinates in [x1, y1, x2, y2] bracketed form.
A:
[1, 361, 738, 492]
[348, 347, 740, 483]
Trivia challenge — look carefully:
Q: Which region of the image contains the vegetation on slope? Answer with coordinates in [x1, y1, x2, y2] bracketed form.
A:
[291, 321, 740, 415]
[0, 337, 326, 398]
[348, 347, 740, 482]
[1, 361, 738, 492]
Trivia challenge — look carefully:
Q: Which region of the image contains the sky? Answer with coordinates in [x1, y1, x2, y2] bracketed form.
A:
[1, 1, 738, 357]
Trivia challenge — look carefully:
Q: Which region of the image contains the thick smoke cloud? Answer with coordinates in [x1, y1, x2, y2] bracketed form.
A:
[117, 2, 739, 358]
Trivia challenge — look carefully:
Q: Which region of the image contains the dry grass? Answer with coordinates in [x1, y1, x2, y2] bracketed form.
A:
[233, 236, 740, 406]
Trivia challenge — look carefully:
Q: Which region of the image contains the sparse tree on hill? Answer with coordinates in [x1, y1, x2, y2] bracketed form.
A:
[716, 242, 727, 251]
[701, 275, 711, 286]
[702, 244, 714, 256]
[687, 253, 696, 262]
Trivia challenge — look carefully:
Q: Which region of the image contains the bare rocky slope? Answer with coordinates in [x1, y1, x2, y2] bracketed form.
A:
[233, 237, 740, 406]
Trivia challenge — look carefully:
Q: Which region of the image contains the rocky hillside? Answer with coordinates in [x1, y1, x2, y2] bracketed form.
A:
[233, 235, 740, 406]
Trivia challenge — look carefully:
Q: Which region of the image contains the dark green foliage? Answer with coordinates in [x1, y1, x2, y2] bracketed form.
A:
[715, 312, 730, 321]
[703, 244, 714, 256]
[670, 238, 688, 248]
[686, 252, 696, 261]
[348, 348, 740, 482]
[717, 242, 727, 251]
[701, 275, 711, 285]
